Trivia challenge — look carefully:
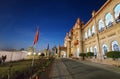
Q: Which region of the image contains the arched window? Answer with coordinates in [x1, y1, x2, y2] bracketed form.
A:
[87, 48, 89, 52]
[105, 13, 114, 27]
[98, 19, 105, 32]
[90, 47, 93, 52]
[92, 25, 95, 35]
[85, 31, 88, 39]
[102, 44, 108, 55]
[94, 45, 97, 58]
[114, 3, 120, 23]
[88, 28, 91, 37]
[87, 29, 89, 37]
[112, 41, 119, 51]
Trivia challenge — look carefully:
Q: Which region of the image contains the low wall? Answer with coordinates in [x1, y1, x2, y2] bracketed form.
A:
[0, 51, 27, 62]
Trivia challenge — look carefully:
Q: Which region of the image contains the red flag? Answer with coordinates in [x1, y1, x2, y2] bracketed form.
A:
[33, 28, 39, 45]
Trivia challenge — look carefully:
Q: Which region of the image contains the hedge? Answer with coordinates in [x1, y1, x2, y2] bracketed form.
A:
[106, 51, 120, 60]
[86, 52, 94, 58]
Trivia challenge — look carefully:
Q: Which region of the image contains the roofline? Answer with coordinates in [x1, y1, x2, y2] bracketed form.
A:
[83, 0, 111, 29]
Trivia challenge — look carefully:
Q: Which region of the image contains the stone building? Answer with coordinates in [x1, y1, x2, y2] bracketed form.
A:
[58, 0, 120, 63]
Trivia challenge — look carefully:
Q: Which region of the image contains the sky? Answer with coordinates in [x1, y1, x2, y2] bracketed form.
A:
[0, 0, 107, 50]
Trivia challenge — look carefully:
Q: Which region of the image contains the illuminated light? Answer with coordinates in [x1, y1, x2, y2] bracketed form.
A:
[38, 53, 41, 55]
[33, 52, 36, 55]
[27, 52, 32, 55]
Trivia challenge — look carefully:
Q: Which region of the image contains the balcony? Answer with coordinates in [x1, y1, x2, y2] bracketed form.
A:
[74, 40, 79, 46]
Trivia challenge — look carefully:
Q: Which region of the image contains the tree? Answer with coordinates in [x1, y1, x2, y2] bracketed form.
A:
[41, 53, 45, 57]
[20, 48, 25, 51]
[79, 53, 86, 60]
[27, 46, 34, 53]
[86, 52, 94, 58]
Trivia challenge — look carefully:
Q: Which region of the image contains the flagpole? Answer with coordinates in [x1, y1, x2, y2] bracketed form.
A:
[31, 45, 35, 67]
[31, 27, 39, 66]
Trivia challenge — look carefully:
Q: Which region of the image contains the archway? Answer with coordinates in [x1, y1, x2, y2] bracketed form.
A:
[75, 48, 80, 57]
[61, 51, 66, 58]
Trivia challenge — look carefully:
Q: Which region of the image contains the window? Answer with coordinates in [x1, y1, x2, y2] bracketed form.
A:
[112, 41, 119, 51]
[94, 45, 97, 58]
[105, 13, 114, 27]
[87, 29, 89, 38]
[85, 31, 88, 39]
[114, 4, 120, 23]
[88, 28, 91, 37]
[87, 48, 89, 52]
[102, 44, 108, 55]
[92, 25, 95, 35]
[98, 19, 105, 32]
[90, 47, 93, 52]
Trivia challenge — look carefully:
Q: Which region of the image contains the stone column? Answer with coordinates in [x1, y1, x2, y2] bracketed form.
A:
[94, 13, 102, 61]
[67, 39, 71, 58]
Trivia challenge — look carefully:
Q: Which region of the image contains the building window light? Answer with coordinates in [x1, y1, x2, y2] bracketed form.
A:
[99, 27, 104, 32]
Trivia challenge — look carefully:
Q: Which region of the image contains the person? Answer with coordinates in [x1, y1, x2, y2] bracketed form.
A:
[94, 55, 97, 59]
[0, 56, 2, 64]
[2, 55, 7, 63]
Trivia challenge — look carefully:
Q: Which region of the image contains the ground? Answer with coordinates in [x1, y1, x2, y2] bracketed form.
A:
[48, 58, 120, 79]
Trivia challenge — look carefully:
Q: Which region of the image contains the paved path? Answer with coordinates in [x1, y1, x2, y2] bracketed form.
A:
[49, 59, 73, 79]
[49, 58, 120, 79]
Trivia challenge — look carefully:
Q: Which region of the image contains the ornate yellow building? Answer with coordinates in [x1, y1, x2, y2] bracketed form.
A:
[58, 0, 120, 62]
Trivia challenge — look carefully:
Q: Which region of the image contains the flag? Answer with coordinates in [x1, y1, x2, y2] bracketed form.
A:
[33, 27, 39, 45]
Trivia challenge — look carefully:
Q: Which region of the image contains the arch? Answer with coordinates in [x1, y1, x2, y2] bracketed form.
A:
[105, 12, 114, 27]
[111, 41, 119, 51]
[76, 48, 80, 57]
[114, 3, 120, 19]
[61, 51, 66, 58]
[98, 19, 105, 32]
[102, 44, 108, 55]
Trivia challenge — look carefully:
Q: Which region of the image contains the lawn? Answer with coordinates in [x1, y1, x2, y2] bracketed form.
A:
[0, 57, 54, 79]
[0, 60, 32, 79]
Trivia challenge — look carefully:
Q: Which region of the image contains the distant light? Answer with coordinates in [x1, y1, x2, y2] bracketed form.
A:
[27, 52, 31, 55]
[38, 53, 41, 55]
[33, 52, 36, 55]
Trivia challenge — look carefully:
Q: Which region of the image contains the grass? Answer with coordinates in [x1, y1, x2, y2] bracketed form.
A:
[0, 59, 33, 78]
[0, 57, 55, 79]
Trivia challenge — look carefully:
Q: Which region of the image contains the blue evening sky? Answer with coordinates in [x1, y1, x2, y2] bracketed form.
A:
[0, 0, 106, 50]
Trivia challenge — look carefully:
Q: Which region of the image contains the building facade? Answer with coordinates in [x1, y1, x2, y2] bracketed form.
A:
[58, 0, 120, 62]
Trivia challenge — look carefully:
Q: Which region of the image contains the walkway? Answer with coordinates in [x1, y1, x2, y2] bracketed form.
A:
[49, 59, 72, 79]
[49, 58, 120, 79]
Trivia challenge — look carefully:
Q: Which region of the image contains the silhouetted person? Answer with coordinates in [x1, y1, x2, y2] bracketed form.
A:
[2, 55, 7, 63]
[0, 56, 2, 64]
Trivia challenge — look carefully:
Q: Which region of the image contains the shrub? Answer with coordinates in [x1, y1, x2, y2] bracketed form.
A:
[86, 52, 94, 58]
[106, 51, 120, 60]
[79, 53, 86, 60]
[79, 53, 86, 57]
[69, 54, 73, 57]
